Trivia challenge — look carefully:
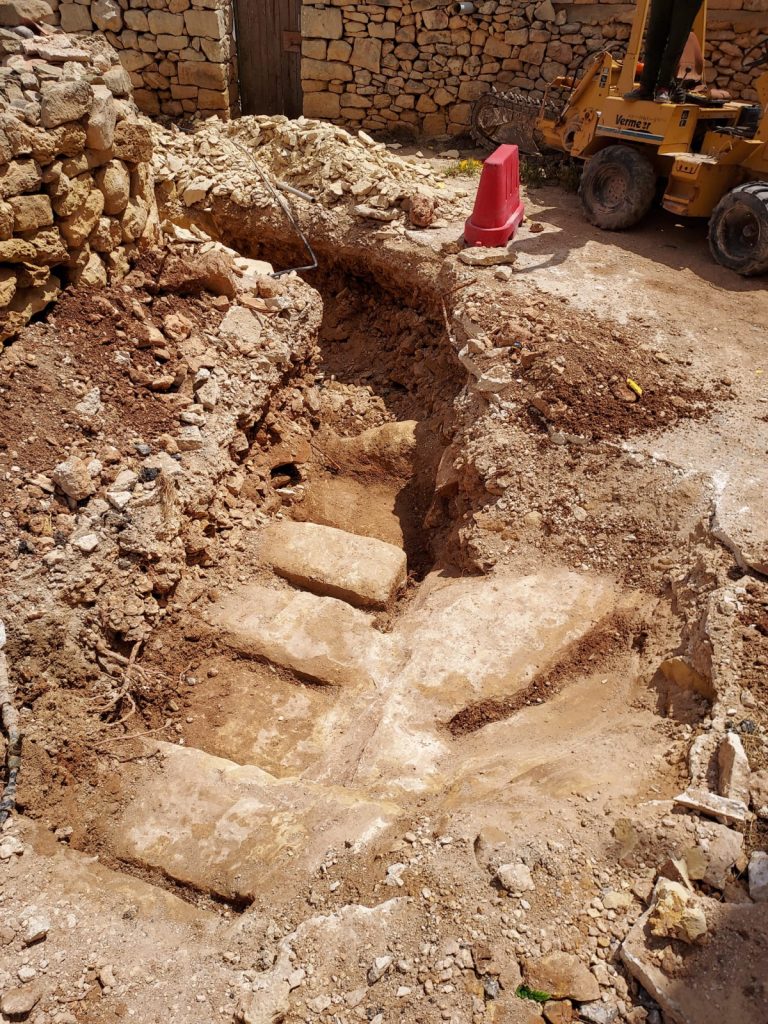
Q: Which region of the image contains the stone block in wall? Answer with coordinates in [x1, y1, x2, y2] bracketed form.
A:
[327, 39, 351, 59]
[421, 111, 446, 134]
[369, 21, 395, 37]
[170, 83, 198, 98]
[123, 8, 148, 29]
[183, 6, 226, 37]
[133, 89, 161, 113]
[86, 84, 116, 150]
[92, 0, 122, 30]
[302, 79, 326, 92]
[421, 8, 448, 28]
[0, 0, 54, 25]
[177, 59, 229, 89]
[0, 158, 42, 199]
[519, 40, 545, 63]
[301, 5, 343, 39]
[394, 41, 418, 59]
[104, 65, 133, 96]
[156, 33, 189, 48]
[484, 35, 511, 57]
[138, 34, 158, 51]
[59, 1, 92, 31]
[201, 37, 229, 60]
[457, 79, 488, 100]
[300, 57, 353, 81]
[120, 49, 153, 71]
[147, 9, 184, 33]
[198, 87, 228, 108]
[9, 194, 53, 232]
[112, 120, 153, 161]
[351, 36, 381, 71]
[59, 188, 103, 247]
[302, 38, 327, 58]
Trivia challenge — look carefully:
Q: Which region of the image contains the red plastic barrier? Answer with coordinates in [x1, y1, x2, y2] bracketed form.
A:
[464, 144, 525, 247]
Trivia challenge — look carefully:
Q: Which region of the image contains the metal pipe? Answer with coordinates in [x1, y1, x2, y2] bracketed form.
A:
[276, 180, 317, 203]
[452, 2, 476, 13]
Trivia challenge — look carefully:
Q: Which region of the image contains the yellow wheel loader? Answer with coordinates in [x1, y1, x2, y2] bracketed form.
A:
[471, 0, 768, 275]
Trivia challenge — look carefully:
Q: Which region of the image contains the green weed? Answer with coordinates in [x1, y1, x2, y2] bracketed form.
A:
[444, 158, 483, 178]
[516, 984, 552, 1003]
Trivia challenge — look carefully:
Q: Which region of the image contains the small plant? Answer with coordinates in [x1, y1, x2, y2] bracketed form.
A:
[444, 158, 483, 178]
[516, 984, 552, 1003]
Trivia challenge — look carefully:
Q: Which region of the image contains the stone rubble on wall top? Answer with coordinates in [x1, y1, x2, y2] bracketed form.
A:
[0, 6, 160, 342]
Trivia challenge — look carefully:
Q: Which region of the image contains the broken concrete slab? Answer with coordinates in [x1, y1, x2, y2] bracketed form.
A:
[114, 743, 399, 902]
[257, 520, 407, 609]
[673, 787, 750, 826]
[711, 471, 768, 576]
[622, 898, 768, 1024]
[717, 732, 751, 804]
[207, 584, 394, 687]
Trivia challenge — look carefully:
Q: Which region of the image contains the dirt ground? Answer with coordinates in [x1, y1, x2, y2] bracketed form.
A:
[1, 127, 767, 1024]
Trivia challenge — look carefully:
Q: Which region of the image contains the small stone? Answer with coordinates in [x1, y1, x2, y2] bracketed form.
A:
[106, 490, 132, 511]
[23, 916, 50, 946]
[368, 955, 393, 984]
[579, 1002, 618, 1024]
[51, 456, 94, 501]
[648, 879, 707, 943]
[0, 836, 24, 859]
[459, 246, 518, 268]
[524, 953, 600, 1003]
[602, 891, 632, 911]
[73, 533, 99, 554]
[98, 965, 116, 989]
[18, 965, 37, 982]
[74, 387, 102, 421]
[543, 1000, 573, 1024]
[496, 862, 535, 892]
[0, 983, 43, 1019]
[748, 851, 768, 902]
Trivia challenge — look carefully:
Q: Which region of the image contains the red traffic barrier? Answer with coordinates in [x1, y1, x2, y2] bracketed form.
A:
[464, 144, 525, 247]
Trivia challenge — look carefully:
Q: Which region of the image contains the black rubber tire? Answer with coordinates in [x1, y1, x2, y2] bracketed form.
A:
[708, 181, 768, 276]
[579, 145, 657, 230]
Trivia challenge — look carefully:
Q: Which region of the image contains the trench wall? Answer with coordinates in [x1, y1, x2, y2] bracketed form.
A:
[49, 0, 238, 119]
[0, 32, 159, 342]
[299, 0, 767, 137]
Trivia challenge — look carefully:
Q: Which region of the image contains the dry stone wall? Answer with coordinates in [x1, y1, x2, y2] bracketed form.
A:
[299, 0, 768, 138]
[0, 18, 159, 341]
[51, 0, 238, 119]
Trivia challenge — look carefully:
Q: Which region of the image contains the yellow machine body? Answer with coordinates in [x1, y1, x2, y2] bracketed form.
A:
[535, 0, 768, 220]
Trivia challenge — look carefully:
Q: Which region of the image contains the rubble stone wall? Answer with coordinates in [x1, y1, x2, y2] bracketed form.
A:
[299, 0, 767, 137]
[50, 0, 238, 119]
[0, 28, 159, 342]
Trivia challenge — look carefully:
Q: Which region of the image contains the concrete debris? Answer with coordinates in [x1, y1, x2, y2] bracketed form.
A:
[673, 787, 750, 825]
[647, 879, 707, 944]
[458, 246, 519, 268]
[717, 732, 751, 804]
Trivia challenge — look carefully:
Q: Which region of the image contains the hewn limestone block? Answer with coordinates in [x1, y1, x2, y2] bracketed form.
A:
[183, 6, 226, 37]
[303, 90, 341, 117]
[301, 57, 353, 82]
[177, 60, 229, 90]
[301, 5, 343, 39]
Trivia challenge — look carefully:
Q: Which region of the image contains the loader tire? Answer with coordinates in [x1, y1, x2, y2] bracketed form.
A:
[579, 145, 656, 230]
[708, 181, 768, 276]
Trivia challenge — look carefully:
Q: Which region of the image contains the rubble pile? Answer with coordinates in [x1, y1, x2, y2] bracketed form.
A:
[152, 114, 456, 225]
[0, 17, 159, 341]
